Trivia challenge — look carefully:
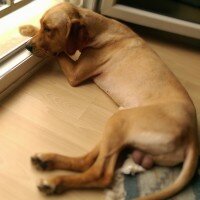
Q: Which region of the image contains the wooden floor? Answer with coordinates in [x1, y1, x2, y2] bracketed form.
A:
[0, 27, 200, 200]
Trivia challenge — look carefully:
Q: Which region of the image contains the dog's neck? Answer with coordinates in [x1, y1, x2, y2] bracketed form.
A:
[79, 8, 135, 49]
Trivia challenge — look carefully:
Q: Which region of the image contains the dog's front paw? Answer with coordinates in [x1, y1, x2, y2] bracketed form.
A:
[37, 179, 66, 195]
[31, 154, 54, 171]
[19, 25, 38, 37]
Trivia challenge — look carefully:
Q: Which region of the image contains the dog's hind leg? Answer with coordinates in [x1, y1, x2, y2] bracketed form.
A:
[37, 147, 118, 195]
[37, 116, 125, 195]
[85, 152, 119, 188]
[31, 144, 99, 172]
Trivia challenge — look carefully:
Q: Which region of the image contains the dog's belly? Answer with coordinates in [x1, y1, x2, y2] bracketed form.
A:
[93, 67, 179, 108]
[93, 47, 189, 108]
[94, 75, 140, 108]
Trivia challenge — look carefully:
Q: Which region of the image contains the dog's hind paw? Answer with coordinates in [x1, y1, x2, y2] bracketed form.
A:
[37, 179, 56, 195]
[31, 154, 54, 171]
[120, 156, 145, 175]
[37, 179, 66, 195]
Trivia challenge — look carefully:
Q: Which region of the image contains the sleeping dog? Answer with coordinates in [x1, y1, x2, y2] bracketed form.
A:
[20, 3, 199, 200]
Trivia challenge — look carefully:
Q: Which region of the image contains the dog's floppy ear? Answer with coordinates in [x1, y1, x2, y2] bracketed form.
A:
[65, 19, 90, 55]
[19, 25, 39, 37]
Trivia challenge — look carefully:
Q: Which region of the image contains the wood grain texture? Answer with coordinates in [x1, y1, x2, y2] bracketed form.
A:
[0, 27, 199, 200]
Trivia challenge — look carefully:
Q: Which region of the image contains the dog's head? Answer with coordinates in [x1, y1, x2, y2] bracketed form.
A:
[20, 3, 90, 57]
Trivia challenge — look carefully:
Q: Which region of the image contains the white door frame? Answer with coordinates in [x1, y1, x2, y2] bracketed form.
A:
[100, 0, 200, 39]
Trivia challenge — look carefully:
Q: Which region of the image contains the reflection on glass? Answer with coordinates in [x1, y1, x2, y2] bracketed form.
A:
[117, 0, 200, 24]
[0, 0, 8, 6]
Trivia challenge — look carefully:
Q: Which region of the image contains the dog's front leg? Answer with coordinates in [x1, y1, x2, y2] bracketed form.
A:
[57, 53, 97, 87]
[57, 54, 79, 86]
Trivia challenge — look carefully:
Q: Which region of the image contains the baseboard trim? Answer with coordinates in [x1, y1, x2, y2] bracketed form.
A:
[0, 58, 49, 101]
[0, 48, 51, 101]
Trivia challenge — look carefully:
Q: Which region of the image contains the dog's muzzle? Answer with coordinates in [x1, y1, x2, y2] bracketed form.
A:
[25, 42, 33, 52]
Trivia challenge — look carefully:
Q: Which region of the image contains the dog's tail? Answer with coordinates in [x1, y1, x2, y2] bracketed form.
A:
[137, 137, 199, 200]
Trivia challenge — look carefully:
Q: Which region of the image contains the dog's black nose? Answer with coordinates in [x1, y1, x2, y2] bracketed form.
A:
[25, 43, 33, 52]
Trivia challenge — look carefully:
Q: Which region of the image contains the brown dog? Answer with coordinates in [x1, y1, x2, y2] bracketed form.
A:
[19, 3, 199, 200]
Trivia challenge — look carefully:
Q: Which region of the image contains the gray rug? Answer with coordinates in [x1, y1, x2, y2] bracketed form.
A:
[106, 161, 200, 200]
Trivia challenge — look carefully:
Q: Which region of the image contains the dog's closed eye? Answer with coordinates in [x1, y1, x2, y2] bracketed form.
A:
[44, 27, 51, 33]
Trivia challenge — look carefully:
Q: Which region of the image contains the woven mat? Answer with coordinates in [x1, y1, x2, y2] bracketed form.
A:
[105, 161, 200, 200]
